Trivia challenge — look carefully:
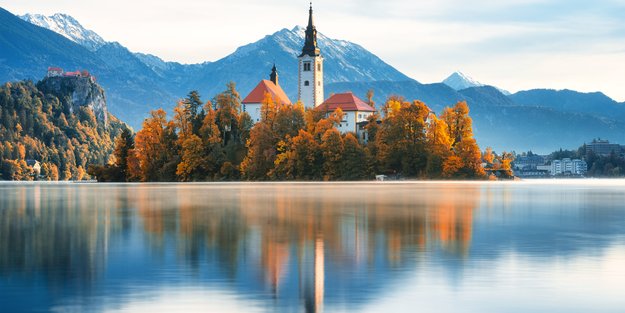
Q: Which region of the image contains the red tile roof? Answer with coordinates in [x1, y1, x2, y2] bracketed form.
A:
[242, 80, 291, 105]
[316, 92, 375, 112]
[63, 71, 81, 77]
[48, 67, 63, 72]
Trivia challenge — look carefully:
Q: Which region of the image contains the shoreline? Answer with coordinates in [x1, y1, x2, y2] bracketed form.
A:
[2, 178, 625, 186]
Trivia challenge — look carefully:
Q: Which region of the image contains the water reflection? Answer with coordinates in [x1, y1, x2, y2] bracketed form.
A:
[1, 181, 625, 312]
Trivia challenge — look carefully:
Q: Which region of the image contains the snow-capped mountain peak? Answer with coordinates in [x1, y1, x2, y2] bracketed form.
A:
[443, 71, 511, 95]
[443, 71, 484, 90]
[20, 13, 106, 51]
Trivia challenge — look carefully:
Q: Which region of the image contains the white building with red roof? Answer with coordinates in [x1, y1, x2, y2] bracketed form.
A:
[316, 92, 375, 134]
[47, 67, 63, 77]
[241, 65, 291, 123]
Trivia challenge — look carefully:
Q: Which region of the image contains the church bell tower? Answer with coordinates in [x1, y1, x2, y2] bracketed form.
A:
[298, 3, 324, 109]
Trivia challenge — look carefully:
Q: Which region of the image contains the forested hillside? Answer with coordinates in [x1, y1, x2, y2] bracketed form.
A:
[0, 79, 126, 180]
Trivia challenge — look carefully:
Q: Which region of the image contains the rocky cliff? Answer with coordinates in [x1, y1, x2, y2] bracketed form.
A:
[37, 75, 108, 125]
[0, 79, 126, 180]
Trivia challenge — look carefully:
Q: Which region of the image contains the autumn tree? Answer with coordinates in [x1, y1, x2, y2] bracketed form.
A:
[240, 122, 276, 180]
[453, 137, 485, 178]
[273, 101, 305, 140]
[215, 82, 242, 146]
[311, 107, 342, 141]
[89, 127, 134, 182]
[441, 101, 472, 148]
[321, 128, 344, 180]
[272, 129, 322, 180]
[133, 109, 177, 181]
[173, 100, 193, 141]
[210, 83, 251, 178]
[176, 134, 205, 181]
[483, 147, 495, 164]
[376, 98, 429, 177]
[442, 155, 463, 178]
[176, 101, 223, 180]
[494, 151, 515, 178]
[439, 101, 485, 179]
[304, 106, 326, 135]
[425, 113, 452, 177]
[341, 133, 367, 180]
[241, 100, 306, 180]
[260, 92, 278, 125]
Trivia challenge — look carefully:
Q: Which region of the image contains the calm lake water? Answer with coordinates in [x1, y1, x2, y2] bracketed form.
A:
[1, 181, 625, 313]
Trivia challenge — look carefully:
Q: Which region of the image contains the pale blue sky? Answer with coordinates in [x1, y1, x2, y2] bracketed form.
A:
[2, 0, 625, 100]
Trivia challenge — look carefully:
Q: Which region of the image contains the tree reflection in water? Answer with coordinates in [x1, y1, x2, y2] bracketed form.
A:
[0, 182, 479, 312]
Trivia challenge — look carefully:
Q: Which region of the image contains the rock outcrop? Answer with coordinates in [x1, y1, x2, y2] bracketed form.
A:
[37, 75, 108, 125]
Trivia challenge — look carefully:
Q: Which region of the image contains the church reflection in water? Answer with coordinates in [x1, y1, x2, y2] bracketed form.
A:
[0, 183, 479, 312]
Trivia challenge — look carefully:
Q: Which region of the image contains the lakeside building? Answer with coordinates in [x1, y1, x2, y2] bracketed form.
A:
[513, 155, 546, 171]
[585, 139, 624, 156]
[551, 158, 587, 176]
[513, 155, 589, 177]
[512, 155, 550, 177]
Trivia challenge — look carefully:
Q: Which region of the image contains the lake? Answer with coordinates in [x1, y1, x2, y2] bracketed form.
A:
[1, 181, 625, 313]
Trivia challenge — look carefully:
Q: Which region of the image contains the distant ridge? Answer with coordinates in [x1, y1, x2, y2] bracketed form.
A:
[510, 89, 625, 119]
[4, 7, 625, 152]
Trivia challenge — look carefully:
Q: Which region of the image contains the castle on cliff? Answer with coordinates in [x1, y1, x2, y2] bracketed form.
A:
[47, 67, 96, 83]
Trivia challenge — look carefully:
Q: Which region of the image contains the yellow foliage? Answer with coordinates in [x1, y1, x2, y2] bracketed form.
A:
[426, 113, 452, 155]
[483, 147, 494, 164]
[442, 155, 463, 178]
[261, 92, 277, 124]
[176, 134, 204, 181]
[441, 101, 473, 147]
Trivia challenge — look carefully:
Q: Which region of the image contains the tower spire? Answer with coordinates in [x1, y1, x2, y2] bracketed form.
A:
[298, 2, 323, 109]
[300, 2, 320, 57]
[270, 63, 278, 86]
[308, 2, 314, 28]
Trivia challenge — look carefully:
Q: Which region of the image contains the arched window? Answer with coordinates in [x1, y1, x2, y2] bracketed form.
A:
[304, 81, 310, 86]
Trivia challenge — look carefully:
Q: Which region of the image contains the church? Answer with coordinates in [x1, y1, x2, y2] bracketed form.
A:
[241, 4, 375, 134]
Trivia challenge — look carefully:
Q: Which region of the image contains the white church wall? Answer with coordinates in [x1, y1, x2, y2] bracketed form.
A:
[243, 103, 262, 123]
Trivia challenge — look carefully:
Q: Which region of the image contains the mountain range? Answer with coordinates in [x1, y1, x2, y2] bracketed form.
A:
[2, 7, 625, 153]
